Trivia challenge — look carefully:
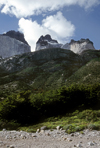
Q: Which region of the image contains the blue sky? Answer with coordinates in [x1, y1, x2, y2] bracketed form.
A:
[0, 0, 100, 51]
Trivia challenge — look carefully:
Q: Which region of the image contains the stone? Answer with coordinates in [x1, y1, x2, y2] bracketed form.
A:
[63, 137, 67, 140]
[53, 135, 56, 137]
[36, 129, 40, 133]
[20, 134, 27, 139]
[40, 130, 45, 134]
[88, 141, 95, 146]
[71, 133, 74, 136]
[76, 143, 83, 147]
[46, 133, 50, 136]
[40, 126, 47, 130]
[32, 134, 37, 137]
[9, 145, 15, 148]
[67, 138, 72, 142]
[3, 128, 6, 131]
[56, 126, 61, 130]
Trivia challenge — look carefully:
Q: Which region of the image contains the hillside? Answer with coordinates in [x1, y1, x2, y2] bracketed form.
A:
[66, 58, 100, 86]
[0, 48, 100, 98]
[0, 47, 100, 131]
[66, 50, 100, 86]
[0, 48, 82, 96]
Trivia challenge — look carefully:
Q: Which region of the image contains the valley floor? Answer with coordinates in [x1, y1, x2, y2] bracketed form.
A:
[0, 129, 100, 148]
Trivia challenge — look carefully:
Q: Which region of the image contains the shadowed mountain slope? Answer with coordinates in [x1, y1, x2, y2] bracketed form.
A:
[0, 48, 100, 97]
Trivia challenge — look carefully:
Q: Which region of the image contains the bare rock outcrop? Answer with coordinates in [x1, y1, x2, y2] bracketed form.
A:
[0, 31, 31, 58]
[62, 38, 95, 54]
[35, 35, 95, 54]
[35, 34, 62, 51]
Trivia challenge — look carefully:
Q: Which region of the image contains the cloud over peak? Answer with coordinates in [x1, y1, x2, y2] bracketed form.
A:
[18, 12, 75, 51]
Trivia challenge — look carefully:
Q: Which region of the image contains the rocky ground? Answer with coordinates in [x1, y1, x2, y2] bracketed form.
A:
[0, 128, 100, 148]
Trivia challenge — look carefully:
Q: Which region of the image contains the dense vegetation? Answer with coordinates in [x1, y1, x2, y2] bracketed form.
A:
[0, 83, 100, 131]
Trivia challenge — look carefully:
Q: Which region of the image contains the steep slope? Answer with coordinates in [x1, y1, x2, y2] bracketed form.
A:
[66, 57, 100, 86]
[0, 48, 83, 96]
[0, 48, 100, 97]
[80, 49, 100, 63]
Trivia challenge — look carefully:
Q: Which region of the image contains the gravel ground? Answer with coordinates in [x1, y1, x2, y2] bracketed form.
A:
[0, 129, 100, 148]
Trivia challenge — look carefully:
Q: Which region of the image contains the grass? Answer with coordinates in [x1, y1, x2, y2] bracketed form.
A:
[66, 58, 100, 86]
[3, 109, 98, 133]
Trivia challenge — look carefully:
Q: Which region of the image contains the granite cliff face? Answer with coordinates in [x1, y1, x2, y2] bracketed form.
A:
[35, 35, 95, 54]
[62, 38, 95, 54]
[3, 30, 29, 45]
[0, 31, 31, 58]
[35, 34, 62, 51]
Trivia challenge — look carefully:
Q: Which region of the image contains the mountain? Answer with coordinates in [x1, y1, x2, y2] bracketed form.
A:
[0, 33, 100, 126]
[62, 38, 95, 54]
[0, 31, 31, 58]
[35, 34, 62, 50]
[36, 35, 95, 54]
[0, 46, 100, 97]
[0, 32, 100, 97]
[0, 48, 82, 94]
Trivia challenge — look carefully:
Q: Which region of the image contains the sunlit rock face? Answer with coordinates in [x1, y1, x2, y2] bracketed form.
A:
[62, 39, 95, 54]
[0, 31, 31, 58]
[35, 34, 62, 51]
[36, 35, 95, 54]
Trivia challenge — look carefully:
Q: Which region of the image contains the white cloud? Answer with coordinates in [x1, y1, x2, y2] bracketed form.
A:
[42, 12, 75, 38]
[18, 12, 75, 51]
[0, 0, 100, 18]
[78, 0, 100, 9]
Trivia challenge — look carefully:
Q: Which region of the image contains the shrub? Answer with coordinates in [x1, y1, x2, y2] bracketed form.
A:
[0, 83, 100, 125]
[88, 123, 100, 130]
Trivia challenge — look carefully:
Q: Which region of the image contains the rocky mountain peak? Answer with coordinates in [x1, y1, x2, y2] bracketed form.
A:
[3, 30, 29, 45]
[35, 34, 62, 51]
[62, 38, 95, 54]
[36, 34, 58, 44]
[0, 30, 31, 58]
[69, 38, 93, 45]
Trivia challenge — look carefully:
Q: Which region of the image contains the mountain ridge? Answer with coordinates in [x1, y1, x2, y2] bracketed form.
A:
[0, 31, 100, 96]
[35, 34, 95, 54]
[0, 47, 100, 97]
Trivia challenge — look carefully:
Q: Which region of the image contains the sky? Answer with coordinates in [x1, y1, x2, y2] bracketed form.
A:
[0, 0, 100, 51]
